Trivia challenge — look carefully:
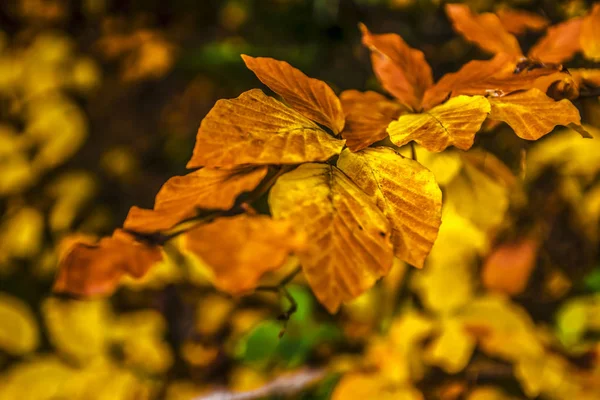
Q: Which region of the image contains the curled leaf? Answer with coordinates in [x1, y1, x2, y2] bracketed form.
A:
[269, 163, 394, 313]
[242, 55, 345, 134]
[186, 89, 345, 168]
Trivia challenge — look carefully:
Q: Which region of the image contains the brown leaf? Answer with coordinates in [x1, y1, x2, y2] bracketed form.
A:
[482, 239, 539, 296]
[269, 163, 394, 313]
[182, 214, 304, 295]
[339, 90, 404, 151]
[387, 95, 490, 152]
[360, 23, 433, 111]
[445, 4, 522, 56]
[496, 8, 550, 35]
[528, 18, 583, 63]
[580, 4, 600, 61]
[488, 89, 583, 140]
[53, 230, 163, 296]
[123, 166, 267, 233]
[241, 55, 345, 134]
[186, 89, 345, 168]
[337, 147, 442, 268]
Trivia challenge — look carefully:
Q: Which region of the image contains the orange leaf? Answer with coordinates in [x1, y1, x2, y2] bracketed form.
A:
[186, 89, 345, 168]
[269, 163, 394, 313]
[53, 230, 163, 296]
[360, 23, 433, 111]
[182, 214, 304, 295]
[482, 239, 539, 296]
[580, 4, 600, 61]
[488, 89, 583, 140]
[496, 8, 550, 35]
[339, 90, 404, 151]
[445, 4, 522, 56]
[528, 18, 583, 63]
[241, 55, 345, 134]
[123, 166, 267, 233]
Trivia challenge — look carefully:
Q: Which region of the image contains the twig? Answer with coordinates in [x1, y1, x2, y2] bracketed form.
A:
[256, 266, 302, 337]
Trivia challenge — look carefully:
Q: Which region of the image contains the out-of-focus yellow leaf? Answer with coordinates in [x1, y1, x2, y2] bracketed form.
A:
[514, 355, 572, 399]
[332, 373, 423, 400]
[445, 4, 522, 56]
[0, 356, 75, 400]
[496, 8, 549, 35]
[556, 295, 600, 346]
[0, 293, 39, 355]
[337, 147, 442, 268]
[466, 386, 514, 400]
[580, 4, 600, 61]
[47, 172, 97, 232]
[120, 251, 183, 290]
[195, 294, 235, 336]
[0, 207, 44, 259]
[340, 90, 404, 151]
[424, 318, 475, 374]
[269, 163, 394, 313]
[242, 55, 344, 134]
[488, 89, 583, 140]
[528, 18, 583, 63]
[399, 146, 463, 186]
[124, 166, 267, 233]
[387, 96, 490, 152]
[186, 89, 345, 168]
[181, 214, 304, 295]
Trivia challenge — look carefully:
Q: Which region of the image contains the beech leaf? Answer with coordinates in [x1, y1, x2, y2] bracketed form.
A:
[387, 95, 490, 152]
[580, 4, 600, 61]
[496, 8, 550, 35]
[337, 147, 442, 268]
[528, 18, 583, 64]
[241, 55, 345, 134]
[269, 163, 394, 313]
[186, 89, 345, 168]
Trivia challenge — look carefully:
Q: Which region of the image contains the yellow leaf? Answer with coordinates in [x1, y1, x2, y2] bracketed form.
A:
[124, 166, 267, 233]
[181, 214, 304, 295]
[466, 386, 513, 400]
[580, 4, 600, 61]
[241, 55, 345, 134]
[0, 293, 39, 355]
[496, 8, 549, 35]
[528, 18, 583, 63]
[387, 95, 490, 152]
[332, 373, 423, 400]
[0, 207, 44, 259]
[488, 89, 583, 140]
[269, 163, 394, 313]
[337, 147, 442, 268]
[424, 318, 475, 374]
[445, 4, 522, 56]
[340, 90, 404, 151]
[360, 24, 433, 111]
[186, 89, 345, 168]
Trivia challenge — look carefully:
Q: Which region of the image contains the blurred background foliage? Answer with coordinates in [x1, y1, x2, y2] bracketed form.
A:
[0, 0, 600, 399]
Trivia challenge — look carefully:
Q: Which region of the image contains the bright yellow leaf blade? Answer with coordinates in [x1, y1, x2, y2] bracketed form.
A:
[124, 166, 267, 233]
[337, 147, 442, 268]
[488, 89, 583, 140]
[181, 214, 304, 295]
[528, 18, 583, 63]
[332, 373, 423, 400]
[269, 163, 394, 313]
[387, 95, 490, 152]
[445, 4, 522, 56]
[580, 4, 600, 61]
[241, 55, 345, 134]
[360, 23, 433, 111]
[186, 89, 345, 168]
[0, 293, 39, 356]
[340, 90, 404, 151]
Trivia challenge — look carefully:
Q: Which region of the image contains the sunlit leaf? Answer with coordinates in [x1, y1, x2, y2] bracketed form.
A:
[445, 4, 522, 56]
[387, 95, 490, 152]
[528, 18, 583, 63]
[124, 166, 267, 233]
[580, 4, 600, 61]
[424, 318, 475, 374]
[496, 8, 550, 35]
[241, 55, 344, 134]
[488, 89, 583, 140]
[360, 23, 432, 110]
[181, 214, 304, 295]
[186, 89, 345, 168]
[340, 90, 404, 151]
[332, 373, 423, 400]
[269, 163, 394, 313]
[337, 147, 442, 268]
[0, 293, 39, 355]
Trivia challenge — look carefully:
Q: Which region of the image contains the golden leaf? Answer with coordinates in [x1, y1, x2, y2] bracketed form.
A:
[337, 147, 442, 268]
[445, 4, 522, 56]
[181, 214, 304, 295]
[332, 373, 423, 400]
[340, 90, 404, 151]
[241, 55, 345, 134]
[387, 95, 490, 152]
[496, 8, 550, 35]
[0, 293, 39, 355]
[528, 18, 583, 63]
[481, 239, 539, 296]
[53, 229, 163, 296]
[360, 23, 433, 111]
[124, 166, 267, 233]
[186, 89, 345, 168]
[580, 4, 600, 61]
[269, 163, 394, 313]
[488, 89, 583, 140]
[424, 318, 476, 374]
